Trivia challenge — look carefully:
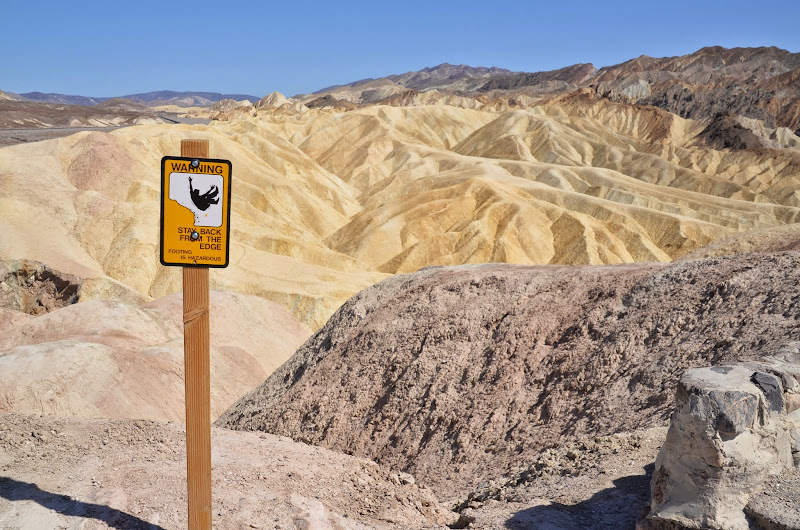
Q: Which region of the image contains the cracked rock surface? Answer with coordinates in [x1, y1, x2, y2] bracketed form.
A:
[220, 252, 800, 501]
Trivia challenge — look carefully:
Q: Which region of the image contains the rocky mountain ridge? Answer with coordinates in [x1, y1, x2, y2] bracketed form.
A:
[12, 90, 260, 107]
[7, 46, 800, 127]
[308, 46, 800, 131]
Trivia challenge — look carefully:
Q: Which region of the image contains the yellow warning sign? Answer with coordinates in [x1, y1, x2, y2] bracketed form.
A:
[160, 156, 232, 268]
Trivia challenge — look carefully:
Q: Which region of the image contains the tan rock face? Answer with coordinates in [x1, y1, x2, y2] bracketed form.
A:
[242, 97, 800, 283]
[0, 123, 385, 328]
[0, 290, 310, 421]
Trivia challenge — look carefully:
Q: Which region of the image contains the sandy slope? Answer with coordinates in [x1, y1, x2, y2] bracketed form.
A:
[0, 124, 385, 328]
[214, 96, 800, 278]
[2, 92, 799, 329]
[0, 290, 310, 421]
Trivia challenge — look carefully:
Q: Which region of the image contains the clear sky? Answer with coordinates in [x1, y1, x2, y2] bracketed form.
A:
[3, 0, 799, 98]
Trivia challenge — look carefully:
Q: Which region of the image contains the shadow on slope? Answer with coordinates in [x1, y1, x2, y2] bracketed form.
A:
[505, 468, 652, 530]
[0, 477, 164, 530]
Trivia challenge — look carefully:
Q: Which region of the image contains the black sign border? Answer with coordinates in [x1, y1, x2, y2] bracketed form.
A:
[159, 155, 233, 268]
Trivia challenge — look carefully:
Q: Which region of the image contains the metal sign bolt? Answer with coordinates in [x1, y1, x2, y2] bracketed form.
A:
[191, 231, 200, 241]
[191, 159, 199, 168]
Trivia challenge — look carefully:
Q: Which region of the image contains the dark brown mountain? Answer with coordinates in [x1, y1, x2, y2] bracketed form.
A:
[477, 63, 597, 94]
[694, 112, 773, 150]
[309, 46, 800, 132]
[489, 46, 800, 131]
[305, 94, 359, 110]
[593, 46, 800, 85]
[385, 63, 515, 91]
[592, 46, 800, 130]
[312, 63, 516, 97]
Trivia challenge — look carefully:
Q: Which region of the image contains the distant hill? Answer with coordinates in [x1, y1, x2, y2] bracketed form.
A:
[313, 63, 515, 95]
[592, 46, 800, 129]
[20, 92, 101, 105]
[0, 89, 26, 102]
[118, 90, 259, 107]
[386, 63, 515, 90]
[307, 63, 519, 104]
[306, 61, 596, 101]
[19, 90, 259, 107]
[307, 46, 800, 131]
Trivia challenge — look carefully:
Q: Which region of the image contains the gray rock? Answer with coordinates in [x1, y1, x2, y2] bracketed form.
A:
[752, 372, 785, 413]
[641, 364, 795, 529]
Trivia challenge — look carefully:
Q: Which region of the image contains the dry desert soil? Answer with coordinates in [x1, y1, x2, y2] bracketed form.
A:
[0, 413, 666, 529]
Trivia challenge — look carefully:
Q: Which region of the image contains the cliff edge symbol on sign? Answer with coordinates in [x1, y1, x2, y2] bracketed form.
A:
[169, 172, 223, 227]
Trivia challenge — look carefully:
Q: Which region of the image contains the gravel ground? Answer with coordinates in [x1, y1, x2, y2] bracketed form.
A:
[0, 412, 671, 529]
[459, 427, 666, 529]
[0, 413, 457, 529]
[746, 468, 800, 529]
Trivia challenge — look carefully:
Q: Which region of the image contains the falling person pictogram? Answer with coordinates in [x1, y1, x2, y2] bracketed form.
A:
[189, 177, 220, 211]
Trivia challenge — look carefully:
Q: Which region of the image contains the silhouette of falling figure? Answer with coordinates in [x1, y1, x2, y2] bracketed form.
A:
[188, 177, 220, 211]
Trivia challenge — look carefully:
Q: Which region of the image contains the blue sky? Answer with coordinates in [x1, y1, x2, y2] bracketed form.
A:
[2, 0, 799, 98]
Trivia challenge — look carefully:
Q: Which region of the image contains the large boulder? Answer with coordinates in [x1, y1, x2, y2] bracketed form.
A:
[641, 353, 800, 529]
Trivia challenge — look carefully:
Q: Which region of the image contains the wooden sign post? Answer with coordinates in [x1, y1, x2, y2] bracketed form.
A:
[181, 139, 212, 530]
[160, 139, 233, 530]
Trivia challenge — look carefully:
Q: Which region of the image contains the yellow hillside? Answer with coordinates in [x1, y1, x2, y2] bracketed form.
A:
[2, 92, 799, 327]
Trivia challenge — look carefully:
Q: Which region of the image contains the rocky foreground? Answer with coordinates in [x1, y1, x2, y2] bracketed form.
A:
[219, 251, 800, 502]
[0, 413, 671, 529]
[0, 413, 455, 529]
[5, 251, 800, 528]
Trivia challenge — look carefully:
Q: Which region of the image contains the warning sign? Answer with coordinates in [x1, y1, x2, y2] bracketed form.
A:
[160, 156, 232, 267]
